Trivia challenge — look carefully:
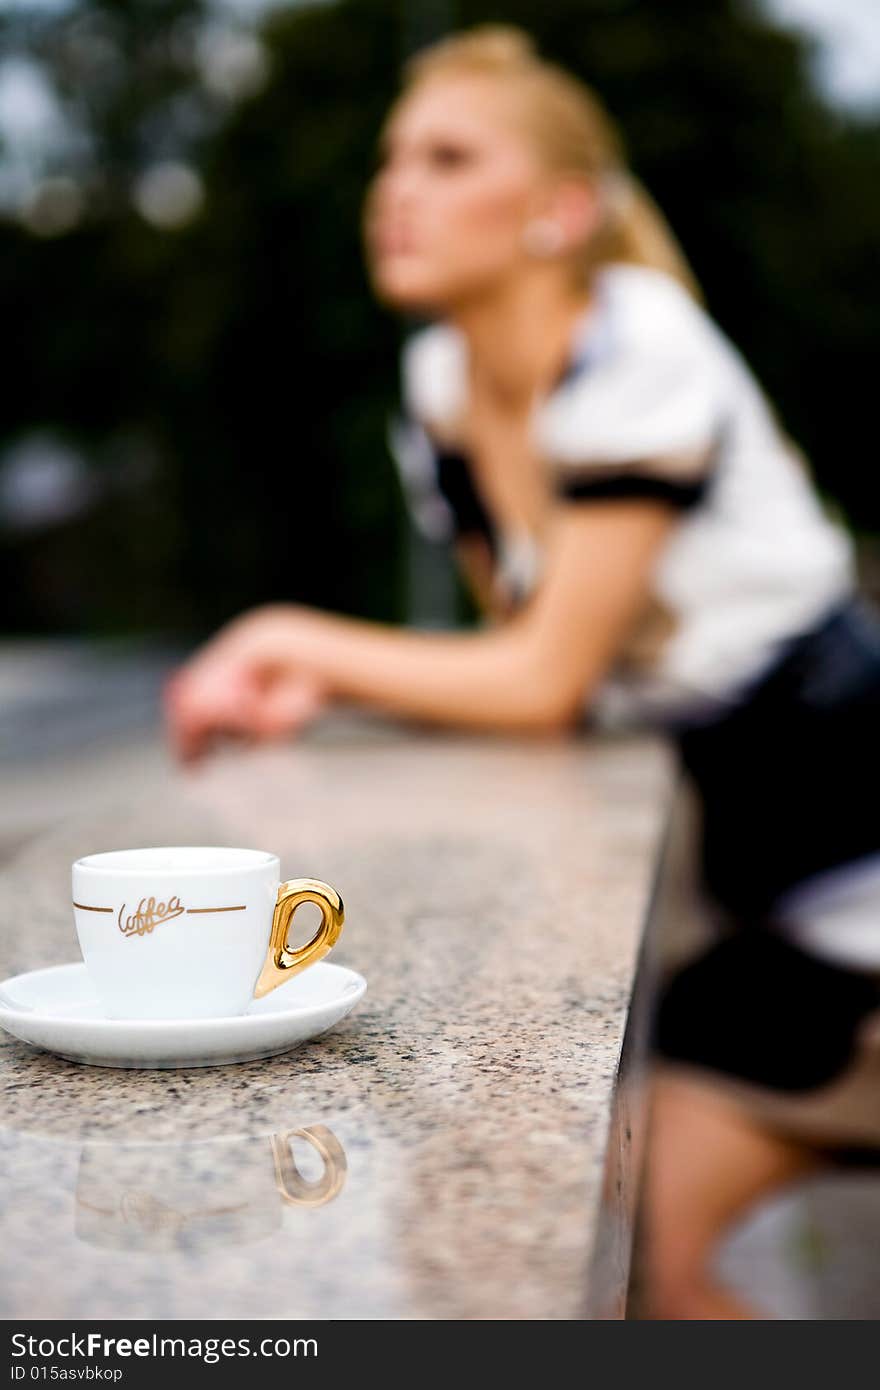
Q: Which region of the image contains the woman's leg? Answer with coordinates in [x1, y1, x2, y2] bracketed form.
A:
[641, 1068, 820, 1319]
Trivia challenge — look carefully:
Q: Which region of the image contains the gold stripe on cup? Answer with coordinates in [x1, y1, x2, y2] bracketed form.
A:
[73, 903, 114, 913]
[186, 906, 247, 915]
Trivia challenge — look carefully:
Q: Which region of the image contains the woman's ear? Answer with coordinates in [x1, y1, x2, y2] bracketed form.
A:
[544, 176, 602, 253]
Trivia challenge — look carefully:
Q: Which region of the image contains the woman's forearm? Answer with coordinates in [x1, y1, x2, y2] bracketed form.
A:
[172, 506, 672, 753]
[268, 606, 585, 732]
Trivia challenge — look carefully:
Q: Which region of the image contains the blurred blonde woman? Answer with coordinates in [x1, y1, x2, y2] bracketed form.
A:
[165, 27, 880, 1317]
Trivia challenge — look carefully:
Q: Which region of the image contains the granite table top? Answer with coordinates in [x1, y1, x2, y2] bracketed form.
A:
[0, 710, 673, 1320]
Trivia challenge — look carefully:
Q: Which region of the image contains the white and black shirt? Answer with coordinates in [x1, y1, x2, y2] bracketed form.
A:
[390, 263, 854, 727]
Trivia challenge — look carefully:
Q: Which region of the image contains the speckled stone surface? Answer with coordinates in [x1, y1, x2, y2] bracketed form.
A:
[0, 716, 673, 1319]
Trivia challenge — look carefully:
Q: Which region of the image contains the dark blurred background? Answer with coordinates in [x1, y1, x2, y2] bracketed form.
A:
[2, 0, 879, 640]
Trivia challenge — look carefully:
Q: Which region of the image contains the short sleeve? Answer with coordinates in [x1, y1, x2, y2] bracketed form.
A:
[536, 269, 726, 509]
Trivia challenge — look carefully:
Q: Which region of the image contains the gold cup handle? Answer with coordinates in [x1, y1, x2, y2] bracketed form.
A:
[253, 878, 344, 1000]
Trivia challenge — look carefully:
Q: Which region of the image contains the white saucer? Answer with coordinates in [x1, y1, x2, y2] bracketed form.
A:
[0, 961, 367, 1069]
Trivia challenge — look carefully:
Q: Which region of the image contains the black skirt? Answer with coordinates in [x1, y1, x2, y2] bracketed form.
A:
[655, 597, 880, 1093]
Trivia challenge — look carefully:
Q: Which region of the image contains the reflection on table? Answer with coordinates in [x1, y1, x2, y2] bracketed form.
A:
[75, 1125, 347, 1252]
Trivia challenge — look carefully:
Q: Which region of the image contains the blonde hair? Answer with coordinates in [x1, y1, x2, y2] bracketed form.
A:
[400, 25, 700, 298]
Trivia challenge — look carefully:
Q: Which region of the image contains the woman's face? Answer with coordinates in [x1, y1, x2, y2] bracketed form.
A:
[364, 77, 550, 313]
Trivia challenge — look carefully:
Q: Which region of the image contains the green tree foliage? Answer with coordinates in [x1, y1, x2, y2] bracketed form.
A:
[1, 0, 878, 634]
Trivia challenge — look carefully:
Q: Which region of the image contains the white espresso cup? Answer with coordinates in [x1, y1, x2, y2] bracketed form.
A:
[72, 847, 344, 1020]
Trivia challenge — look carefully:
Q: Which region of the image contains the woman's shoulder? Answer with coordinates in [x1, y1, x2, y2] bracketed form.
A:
[592, 262, 716, 357]
[539, 266, 728, 468]
[400, 321, 467, 435]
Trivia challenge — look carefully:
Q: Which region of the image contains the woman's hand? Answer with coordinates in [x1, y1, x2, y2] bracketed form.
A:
[163, 606, 329, 763]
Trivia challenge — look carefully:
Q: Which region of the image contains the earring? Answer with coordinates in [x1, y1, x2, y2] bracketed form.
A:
[522, 218, 565, 258]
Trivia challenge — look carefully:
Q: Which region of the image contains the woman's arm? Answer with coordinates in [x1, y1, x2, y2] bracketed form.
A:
[165, 499, 675, 758]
